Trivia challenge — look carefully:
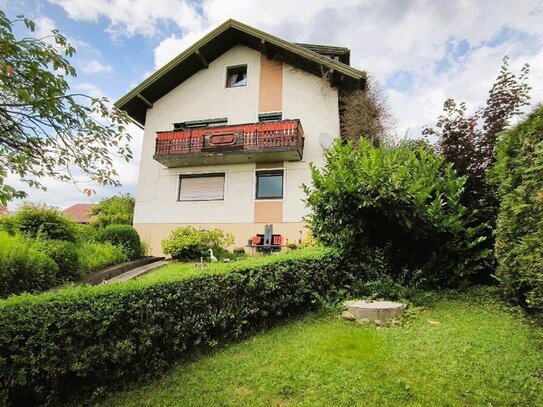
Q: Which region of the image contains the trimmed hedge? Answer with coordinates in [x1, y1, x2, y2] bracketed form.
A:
[97, 224, 141, 260]
[494, 106, 543, 314]
[0, 248, 349, 405]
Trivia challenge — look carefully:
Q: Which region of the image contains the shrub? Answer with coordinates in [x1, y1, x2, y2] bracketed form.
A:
[73, 223, 99, 243]
[97, 224, 141, 260]
[303, 139, 489, 287]
[0, 247, 349, 405]
[77, 242, 128, 274]
[493, 106, 543, 314]
[90, 195, 135, 228]
[13, 203, 77, 242]
[0, 232, 58, 297]
[0, 214, 16, 236]
[162, 226, 234, 260]
[34, 239, 81, 281]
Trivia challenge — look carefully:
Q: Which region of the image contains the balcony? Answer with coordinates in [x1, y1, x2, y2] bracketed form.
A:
[154, 119, 304, 167]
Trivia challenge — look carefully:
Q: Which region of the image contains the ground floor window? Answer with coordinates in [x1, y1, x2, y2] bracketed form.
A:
[255, 170, 284, 199]
[178, 173, 225, 201]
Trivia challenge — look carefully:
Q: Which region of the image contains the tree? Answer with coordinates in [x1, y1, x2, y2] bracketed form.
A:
[423, 57, 530, 277]
[340, 75, 396, 146]
[0, 11, 132, 205]
[90, 195, 135, 228]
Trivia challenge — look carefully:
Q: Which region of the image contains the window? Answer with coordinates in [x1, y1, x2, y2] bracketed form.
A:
[226, 65, 247, 88]
[256, 170, 283, 199]
[178, 173, 225, 201]
[173, 117, 227, 130]
[258, 112, 282, 122]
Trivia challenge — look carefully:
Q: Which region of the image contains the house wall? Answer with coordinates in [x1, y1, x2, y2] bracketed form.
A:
[133, 45, 340, 256]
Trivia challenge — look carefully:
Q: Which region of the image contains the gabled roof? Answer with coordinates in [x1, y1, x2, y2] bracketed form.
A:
[115, 19, 366, 126]
[62, 203, 97, 224]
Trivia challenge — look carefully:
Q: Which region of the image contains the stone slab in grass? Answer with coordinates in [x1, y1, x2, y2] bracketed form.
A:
[343, 300, 406, 325]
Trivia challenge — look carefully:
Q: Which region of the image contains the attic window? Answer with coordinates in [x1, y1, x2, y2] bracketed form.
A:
[258, 112, 282, 122]
[226, 65, 247, 87]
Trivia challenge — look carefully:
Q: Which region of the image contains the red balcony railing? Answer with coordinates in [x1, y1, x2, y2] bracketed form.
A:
[155, 120, 303, 160]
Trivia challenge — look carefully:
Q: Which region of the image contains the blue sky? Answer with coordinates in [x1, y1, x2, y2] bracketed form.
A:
[3, 0, 543, 210]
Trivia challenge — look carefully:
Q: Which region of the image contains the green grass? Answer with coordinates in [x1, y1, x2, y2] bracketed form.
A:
[102, 289, 543, 406]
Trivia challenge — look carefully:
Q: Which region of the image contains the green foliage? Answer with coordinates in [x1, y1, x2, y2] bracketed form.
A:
[0, 11, 132, 205]
[0, 214, 16, 235]
[76, 242, 128, 274]
[161, 226, 234, 260]
[494, 105, 543, 314]
[91, 195, 135, 228]
[304, 139, 488, 287]
[0, 247, 349, 404]
[34, 239, 81, 281]
[73, 223, 99, 243]
[97, 224, 141, 260]
[13, 203, 77, 242]
[424, 57, 531, 278]
[0, 232, 58, 297]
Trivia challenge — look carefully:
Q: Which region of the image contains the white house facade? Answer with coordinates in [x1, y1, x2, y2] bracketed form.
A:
[116, 20, 366, 255]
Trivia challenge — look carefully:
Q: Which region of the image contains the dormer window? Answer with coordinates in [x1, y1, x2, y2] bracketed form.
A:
[226, 65, 247, 87]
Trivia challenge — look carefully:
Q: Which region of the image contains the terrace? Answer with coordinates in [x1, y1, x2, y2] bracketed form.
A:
[154, 119, 304, 167]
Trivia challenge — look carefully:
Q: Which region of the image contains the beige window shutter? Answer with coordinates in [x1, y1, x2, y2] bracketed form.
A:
[179, 175, 225, 201]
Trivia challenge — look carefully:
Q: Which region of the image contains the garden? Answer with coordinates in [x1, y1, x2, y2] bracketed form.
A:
[0, 196, 145, 298]
[1, 11, 542, 404]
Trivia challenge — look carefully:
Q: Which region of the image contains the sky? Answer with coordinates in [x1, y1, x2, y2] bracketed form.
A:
[3, 0, 543, 210]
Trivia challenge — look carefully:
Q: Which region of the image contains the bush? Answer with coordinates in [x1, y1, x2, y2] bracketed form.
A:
[73, 223, 99, 243]
[13, 203, 77, 242]
[0, 232, 58, 297]
[77, 242, 128, 274]
[494, 106, 543, 314]
[97, 224, 141, 260]
[90, 195, 135, 228]
[304, 139, 489, 287]
[34, 239, 81, 281]
[162, 226, 234, 260]
[0, 247, 350, 405]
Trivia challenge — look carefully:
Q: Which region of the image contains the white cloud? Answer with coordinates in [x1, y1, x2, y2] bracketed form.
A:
[80, 60, 113, 74]
[34, 15, 56, 38]
[48, 0, 204, 37]
[74, 82, 105, 98]
[142, 0, 543, 136]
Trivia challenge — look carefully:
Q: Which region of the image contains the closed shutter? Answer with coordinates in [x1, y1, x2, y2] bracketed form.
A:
[179, 174, 225, 201]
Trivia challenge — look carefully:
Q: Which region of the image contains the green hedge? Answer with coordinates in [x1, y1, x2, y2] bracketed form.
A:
[494, 106, 543, 314]
[0, 232, 59, 298]
[97, 224, 141, 260]
[0, 248, 348, 405]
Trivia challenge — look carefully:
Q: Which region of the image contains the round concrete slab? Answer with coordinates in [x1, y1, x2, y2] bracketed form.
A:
[346, 300, 406, 323]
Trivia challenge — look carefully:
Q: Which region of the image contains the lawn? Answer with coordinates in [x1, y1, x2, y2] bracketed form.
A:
[102, 288, 543, 406]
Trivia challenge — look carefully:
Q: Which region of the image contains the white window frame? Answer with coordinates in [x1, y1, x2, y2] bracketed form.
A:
[225, 64, 248, 88]
[177, 171, 227, 202]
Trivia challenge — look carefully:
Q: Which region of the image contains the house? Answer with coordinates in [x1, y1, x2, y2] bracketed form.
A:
[115, 19, 366, 256]
[62, 203, 97, 224]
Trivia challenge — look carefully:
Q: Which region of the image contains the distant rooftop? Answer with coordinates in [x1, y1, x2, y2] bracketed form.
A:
[63, 203, 97, 224]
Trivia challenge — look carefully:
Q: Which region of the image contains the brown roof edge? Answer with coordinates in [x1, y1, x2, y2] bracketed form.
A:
[114, 19, 366, 126]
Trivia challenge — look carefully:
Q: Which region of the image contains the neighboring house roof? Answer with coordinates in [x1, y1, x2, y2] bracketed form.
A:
[115, 19, 366, 126]
[62, 203, 97, 224]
